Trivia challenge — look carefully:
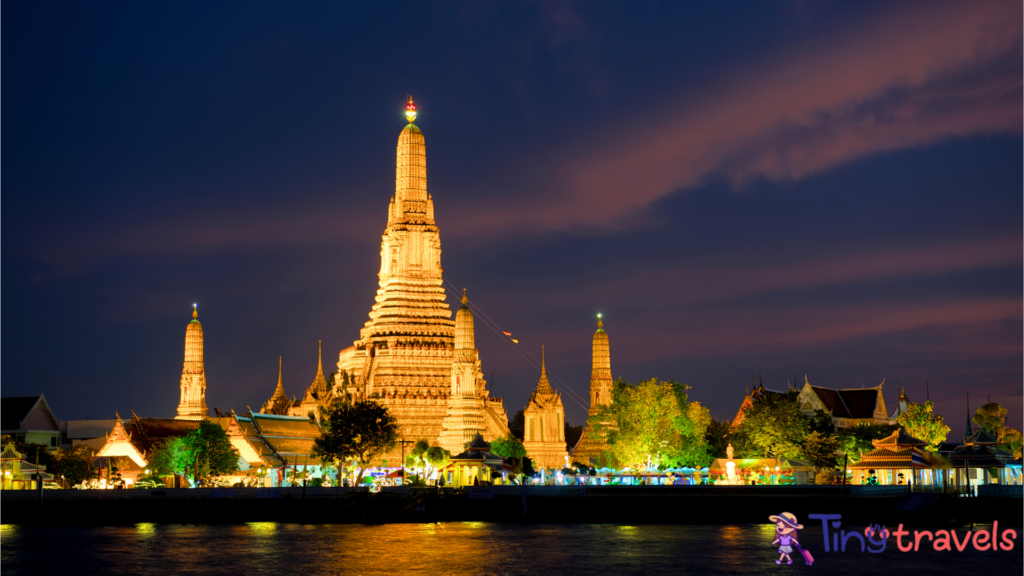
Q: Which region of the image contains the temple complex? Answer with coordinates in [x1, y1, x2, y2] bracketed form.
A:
[570, 316, 615, 466]
[175, 306, 208, 421]
[334, 99, 508, 455]
[523, 347, 568, 470]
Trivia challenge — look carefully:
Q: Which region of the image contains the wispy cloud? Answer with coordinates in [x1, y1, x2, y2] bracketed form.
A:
[446, 0, 1022, 237]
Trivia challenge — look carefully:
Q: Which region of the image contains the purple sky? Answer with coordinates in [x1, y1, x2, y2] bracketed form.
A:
[3, 1, 1021, 436]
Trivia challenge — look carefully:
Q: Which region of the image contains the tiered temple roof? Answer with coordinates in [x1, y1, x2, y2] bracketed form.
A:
[850, 428, 929, 470]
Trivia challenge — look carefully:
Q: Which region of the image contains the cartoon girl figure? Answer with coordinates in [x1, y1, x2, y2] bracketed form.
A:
[769, 512, 806, 565]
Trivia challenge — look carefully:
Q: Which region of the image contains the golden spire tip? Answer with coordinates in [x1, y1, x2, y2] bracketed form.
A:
[462, 287, 468, 305]
[192, 304, 198, 319]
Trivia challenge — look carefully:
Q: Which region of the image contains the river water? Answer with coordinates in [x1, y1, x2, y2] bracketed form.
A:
[1, 522, 1019, 575]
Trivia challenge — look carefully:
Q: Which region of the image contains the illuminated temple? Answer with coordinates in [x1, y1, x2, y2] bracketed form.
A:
[175, 306, 208, 421]
[522, 347, 568, 470]
[570, 316, 615, 466]
[333, 99, 509, 456]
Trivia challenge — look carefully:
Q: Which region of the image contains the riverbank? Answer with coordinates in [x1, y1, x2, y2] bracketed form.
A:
[2, 485, 1020, 527]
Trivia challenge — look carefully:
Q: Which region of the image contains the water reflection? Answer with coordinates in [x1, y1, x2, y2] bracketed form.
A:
[1, 523, 1016, 575]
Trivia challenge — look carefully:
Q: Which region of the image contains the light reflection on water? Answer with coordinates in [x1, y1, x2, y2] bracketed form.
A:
[0, 522, 1016, 575]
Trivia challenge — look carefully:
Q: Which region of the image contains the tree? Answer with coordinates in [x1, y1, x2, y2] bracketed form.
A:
[973, 402, 1007, 434]
[897, 400, 950, 449]
[310, 397, 399, 484]
[592, 378, 711, 470]
[490, 433, 527, 481]
[732, 390, 809, 461]
[51, 445, 95, 486]
[424, 446, 451, 481]
[1000, 428, 1023, 460]
[564, 421, 584, 452]
[404, 439, 431, 483]
[147, 437, 190, 477]
[509, 410, 525, 441]
[802, 431, 840, 475]
[182, 420, 241, 483]
[704, 419, 731, 459]
[835, 423, 897, 462]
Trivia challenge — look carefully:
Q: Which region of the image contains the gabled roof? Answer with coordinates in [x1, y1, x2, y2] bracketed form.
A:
[1, 394, 59, 431]
[810, 387, 848, 417]
[840, 389, 880, 418]
[808, 386, 880, 419]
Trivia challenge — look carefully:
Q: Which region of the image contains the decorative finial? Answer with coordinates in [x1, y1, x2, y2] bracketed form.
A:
[597, 313, 603, 329]
[405, 96, 417, 123]
[193, 303, 198, 319]
[462, 287, 468, 305]
[541, 345, 546, 375]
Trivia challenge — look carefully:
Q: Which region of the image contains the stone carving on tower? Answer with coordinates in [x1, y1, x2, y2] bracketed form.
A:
[260, 356, 292, 416]
[571, 315, 616, 466]
[291, 341, 333, 417]
[175, 305, 209, 421]
[523, 346, 568, 470]
[334, 99, 508, 458]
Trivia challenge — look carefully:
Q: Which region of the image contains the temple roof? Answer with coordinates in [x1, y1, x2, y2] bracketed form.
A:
[533, 346, 554, 396]
[872, 428, 928, 448]
[965, 426, 998, 446]
[1, 394, 58, 431]
[808, 386, 879, 419]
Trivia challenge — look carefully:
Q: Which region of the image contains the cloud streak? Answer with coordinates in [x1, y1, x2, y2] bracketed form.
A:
[447, 0, 1022, 237]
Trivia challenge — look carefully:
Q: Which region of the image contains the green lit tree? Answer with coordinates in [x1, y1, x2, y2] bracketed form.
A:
[732, 390, 809, 461]
[490, 433, 527, 480]
[310, 397, 399, 484]
[897, 400, 950, 449]
[973, 402, 1007, 434]
[835, 423, 897, 462]
[592, 378, 711, 470]
[424, 446, 451, 480]
[183, 420, 241, 483]
[1000, 428, 1023, 459]
[802, 431, 841, 476]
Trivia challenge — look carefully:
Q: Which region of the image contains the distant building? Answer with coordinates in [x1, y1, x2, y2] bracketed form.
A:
[732, 376, 893, 430]
[570, 316, 615, 467]
[1, 394, 60, 449]
[795, 377, 891, 429]
[522, 347, 568, 470]
[94, 409, 318, 487]
[175, 306, 209, 421]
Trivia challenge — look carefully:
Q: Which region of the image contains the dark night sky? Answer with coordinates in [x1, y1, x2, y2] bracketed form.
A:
[3, 1, 1021, 435]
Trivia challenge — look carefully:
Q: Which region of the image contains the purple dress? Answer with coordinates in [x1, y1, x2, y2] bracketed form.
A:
[777, 535, 794, 554]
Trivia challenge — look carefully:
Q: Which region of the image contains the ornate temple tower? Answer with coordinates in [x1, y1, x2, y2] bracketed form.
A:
[336, 99, 508, 454]
[175, 305, 209, 421]
[571, 316, 615, 466]
[523, 347, 568, 470]
[292, 341, 332, 417]
[260, 356, 291, 415]
[438, 290, 487, 453]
